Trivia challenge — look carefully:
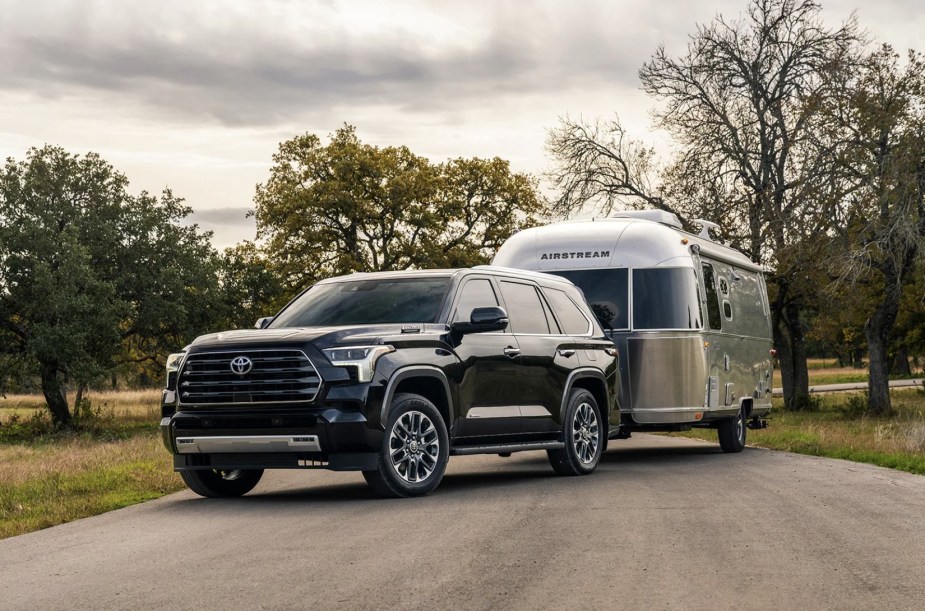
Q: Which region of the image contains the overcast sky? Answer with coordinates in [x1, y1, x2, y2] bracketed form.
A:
[2, 0, 923, 248]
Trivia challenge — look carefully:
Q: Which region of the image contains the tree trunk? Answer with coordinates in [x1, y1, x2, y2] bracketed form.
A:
[891, 346, 911, 376]
[74, 383, 88, 419]
[40, 363, 72, 428]
[865, 280, 902, 416]
[772, 297, 811, 410]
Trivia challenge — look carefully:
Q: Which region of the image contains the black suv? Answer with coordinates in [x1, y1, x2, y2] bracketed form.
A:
[160, 266, 620, 497]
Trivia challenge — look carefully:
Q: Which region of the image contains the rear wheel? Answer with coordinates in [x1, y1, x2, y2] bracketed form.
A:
[180, 468, 264, 498]
[718, 404, 747, 453]
[363, 393, 449, 498]
[548, 389, 603, 476]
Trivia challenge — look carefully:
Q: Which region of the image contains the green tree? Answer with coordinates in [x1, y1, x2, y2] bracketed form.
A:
[219, 241, 286, 329]
[254, 125, 546, 290]
[823, 47, 925, 414]
[0, 146, 221, 426]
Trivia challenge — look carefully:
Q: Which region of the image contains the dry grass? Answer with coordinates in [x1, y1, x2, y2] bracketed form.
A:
[673, 388, 925, 474]
[0, 390, 182, 540]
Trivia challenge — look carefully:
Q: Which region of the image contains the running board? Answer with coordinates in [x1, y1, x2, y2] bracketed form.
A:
[451, 441, 564, 456]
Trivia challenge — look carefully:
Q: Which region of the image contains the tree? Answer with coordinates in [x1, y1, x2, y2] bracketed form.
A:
[547, 0, 859, 409]
[254, 125, 546, 289]
[219, 241, 286, 329]
[0, 146, 222, 426]
[824, 47, 925, 415]
[546, 115, 670, 218]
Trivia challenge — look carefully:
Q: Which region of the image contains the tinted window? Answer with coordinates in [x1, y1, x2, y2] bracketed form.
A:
[499, 281, 550, 334]
[632, 268, 703, 330]
[453, 279, 500, 322]
[549, 269, 628, 330]
[544, 289, 591, 335]
[271, 278, 450, 327]
[701, 263, 722, 330]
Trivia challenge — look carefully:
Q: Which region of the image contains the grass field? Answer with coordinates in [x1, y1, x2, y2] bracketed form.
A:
[0, 390, 183, 539]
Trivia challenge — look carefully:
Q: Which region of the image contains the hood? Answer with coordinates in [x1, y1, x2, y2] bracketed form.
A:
[188, 324, 437, 352]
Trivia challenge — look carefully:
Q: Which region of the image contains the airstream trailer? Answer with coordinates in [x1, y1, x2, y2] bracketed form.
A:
[491, 210, 773, 452]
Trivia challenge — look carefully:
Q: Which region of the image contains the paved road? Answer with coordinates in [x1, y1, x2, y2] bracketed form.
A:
[2, 434, 924, 610]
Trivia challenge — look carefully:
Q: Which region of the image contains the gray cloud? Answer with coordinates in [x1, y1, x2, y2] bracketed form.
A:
[189, 207, 255, 227]
[0, 0, 660, 127]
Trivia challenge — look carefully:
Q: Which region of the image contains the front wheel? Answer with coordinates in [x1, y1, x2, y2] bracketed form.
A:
[363, 393, 449, 498]
[717, 404, 747, 453]
[548, 389, 603, 476]
[180, 468, 264, 498]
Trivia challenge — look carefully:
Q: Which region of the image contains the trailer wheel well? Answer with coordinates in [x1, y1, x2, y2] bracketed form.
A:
[741, 397, 754, 419]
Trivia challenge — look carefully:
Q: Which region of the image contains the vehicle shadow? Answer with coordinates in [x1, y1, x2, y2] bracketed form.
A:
[164, 442, 736, 507]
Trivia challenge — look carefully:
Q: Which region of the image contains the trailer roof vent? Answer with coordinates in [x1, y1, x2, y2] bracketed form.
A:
[610, 210, 683, 229]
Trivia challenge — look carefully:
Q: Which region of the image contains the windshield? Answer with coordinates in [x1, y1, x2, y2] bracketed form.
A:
[270, 277, 451, 327]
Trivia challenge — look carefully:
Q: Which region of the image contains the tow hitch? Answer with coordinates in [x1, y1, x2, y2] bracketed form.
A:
[747, 418, 768, 430]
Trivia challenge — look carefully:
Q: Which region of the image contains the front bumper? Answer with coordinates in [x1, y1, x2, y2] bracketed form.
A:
[160, 405, 381, 472]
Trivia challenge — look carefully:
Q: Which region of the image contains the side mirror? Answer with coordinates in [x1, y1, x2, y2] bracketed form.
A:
[254, 317, 273, 329]
[452, 306, 509, 334]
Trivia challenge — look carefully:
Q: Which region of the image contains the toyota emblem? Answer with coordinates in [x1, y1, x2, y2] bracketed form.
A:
[230, 356, 253, 375]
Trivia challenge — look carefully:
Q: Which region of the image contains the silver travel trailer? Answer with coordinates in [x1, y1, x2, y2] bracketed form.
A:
[491, 210, 773, 452]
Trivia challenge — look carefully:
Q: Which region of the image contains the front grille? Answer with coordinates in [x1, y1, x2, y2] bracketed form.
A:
[178, 349, 321, 405]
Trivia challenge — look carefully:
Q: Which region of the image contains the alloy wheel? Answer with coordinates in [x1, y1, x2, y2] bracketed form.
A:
[572, 402, 600, 464]
[389, 410, 440, 483]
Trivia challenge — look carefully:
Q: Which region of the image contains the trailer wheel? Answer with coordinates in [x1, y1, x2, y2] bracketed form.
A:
[717, 405, 746, 453]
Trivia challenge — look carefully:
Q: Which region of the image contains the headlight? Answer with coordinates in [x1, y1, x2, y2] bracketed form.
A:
[166, 352, 186, 373]
[322, 345, 394, 383]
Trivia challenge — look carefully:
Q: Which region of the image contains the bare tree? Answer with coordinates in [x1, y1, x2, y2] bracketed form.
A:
[640, 0, 862, 410]
[545, 115, 672, 218]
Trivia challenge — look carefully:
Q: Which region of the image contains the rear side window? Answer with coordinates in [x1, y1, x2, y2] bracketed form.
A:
[544, 289, 591, 335]
[549, 268, 628, 330]
[453, 279, 500, 322]
[632, 268, 703, 330]
[498, 281, 551, 334]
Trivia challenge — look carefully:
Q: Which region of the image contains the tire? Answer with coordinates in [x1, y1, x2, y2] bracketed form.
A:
[718, 404, 747, 453]
[180, 468, 264, 498]
[548, 389, 603, 476]
[363, 393, 449, 498]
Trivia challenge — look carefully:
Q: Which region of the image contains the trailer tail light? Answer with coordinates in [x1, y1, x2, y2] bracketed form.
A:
[770, 349, 777, 357]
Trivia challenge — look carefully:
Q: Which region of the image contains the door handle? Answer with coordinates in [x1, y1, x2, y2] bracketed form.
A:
[557, 349, 576, 357]
[503, 346, 521, 358]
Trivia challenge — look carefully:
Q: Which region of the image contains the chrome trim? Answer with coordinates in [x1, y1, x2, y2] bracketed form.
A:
[467, 405, 520, 419]
[520, 405, 553, 418]
[177, 348, 322, 406]
[175, 434, 322, 454]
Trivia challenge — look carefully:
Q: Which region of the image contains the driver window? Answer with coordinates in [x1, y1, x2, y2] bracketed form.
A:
[453, 279, 500, 322]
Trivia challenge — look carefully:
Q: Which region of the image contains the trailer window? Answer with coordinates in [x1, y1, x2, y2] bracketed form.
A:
[546, 268, 629, 330]
[701, 263, 723, 330]
[632, 268, 703, 330]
